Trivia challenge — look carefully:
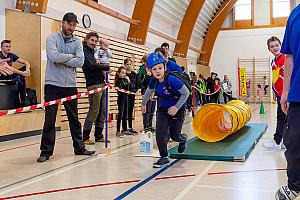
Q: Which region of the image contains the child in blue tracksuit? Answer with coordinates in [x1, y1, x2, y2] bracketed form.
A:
[142, 53, 189, 168]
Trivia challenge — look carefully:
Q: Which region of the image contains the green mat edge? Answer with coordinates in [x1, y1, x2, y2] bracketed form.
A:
[169, 123, 268, 162]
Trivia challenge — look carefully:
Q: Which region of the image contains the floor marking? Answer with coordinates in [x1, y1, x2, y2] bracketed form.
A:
[0, 142, 139, 195]
[174, 161, 216, 200]
[207, 168, 287, 176]
[0, 173, 195, 199]
[114, 159, 181, 200]
[0, 136, 70, 153]
[193, 184, 274, 193]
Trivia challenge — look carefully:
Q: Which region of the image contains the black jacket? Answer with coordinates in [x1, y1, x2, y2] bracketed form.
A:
[115, 78, 129, 95]
[127, 71, 138, 93]
[82, 45, 110, 87]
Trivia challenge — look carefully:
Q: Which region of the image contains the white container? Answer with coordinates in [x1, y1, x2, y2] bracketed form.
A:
[140, 131, 153, 153]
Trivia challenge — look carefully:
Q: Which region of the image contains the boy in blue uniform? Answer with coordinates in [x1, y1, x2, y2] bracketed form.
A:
[142, 53, 189, 168]
[276, 4, 300, 200]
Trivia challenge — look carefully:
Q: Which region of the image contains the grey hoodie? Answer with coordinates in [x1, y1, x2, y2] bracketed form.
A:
[45, 32, 84, 87]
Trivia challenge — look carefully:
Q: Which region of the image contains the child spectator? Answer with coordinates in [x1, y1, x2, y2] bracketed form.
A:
[213, 79, 221, 103]
[124, 58, 138, 134]
[262, 36, 286, 150]
[257, 84, 262, 102]
[114, 67, 130, 138]
[197, 74, 207, 105]
[137, 54, 156, 131]
[263, 76, 269, 95]
[94, 39, 112, 65]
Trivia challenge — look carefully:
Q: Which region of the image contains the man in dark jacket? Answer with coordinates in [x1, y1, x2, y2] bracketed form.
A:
[82, 32, 110, 144]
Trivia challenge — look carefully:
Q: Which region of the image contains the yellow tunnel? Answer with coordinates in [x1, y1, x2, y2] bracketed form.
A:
[192, 100, 252, 142]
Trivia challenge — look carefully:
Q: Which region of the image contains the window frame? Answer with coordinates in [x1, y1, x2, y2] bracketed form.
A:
[233, 0, 254, 28]
[270, 0, 292, 26]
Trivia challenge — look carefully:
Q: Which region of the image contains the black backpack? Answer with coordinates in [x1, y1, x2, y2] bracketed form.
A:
[25, 88, 37, 105]
[151, 71, 192, 96]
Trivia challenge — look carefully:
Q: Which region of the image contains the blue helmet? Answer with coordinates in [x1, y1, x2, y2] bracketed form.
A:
[146, 52, 166, 69]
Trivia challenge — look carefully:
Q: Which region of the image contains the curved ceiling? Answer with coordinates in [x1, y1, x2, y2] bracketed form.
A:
[76, 0, 236, 65]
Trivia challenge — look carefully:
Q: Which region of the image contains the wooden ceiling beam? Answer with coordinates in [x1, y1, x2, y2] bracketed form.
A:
[127, 0, 156, 44]
[174, 0, 206, 58]
[198, 0, 237, 65]
[74, 0, 140, 26]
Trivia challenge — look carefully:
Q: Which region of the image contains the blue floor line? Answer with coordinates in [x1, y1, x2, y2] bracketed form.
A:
[114, 159, 181, 200]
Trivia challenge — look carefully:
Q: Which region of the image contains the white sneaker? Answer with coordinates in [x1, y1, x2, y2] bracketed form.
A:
[275, 186, 300, 200]
[262, 140, 281, 150]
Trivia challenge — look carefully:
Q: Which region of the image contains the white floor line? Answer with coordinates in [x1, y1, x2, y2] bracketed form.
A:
[174, 161, 216, 200]
[193, 184, 274, 193]
[0, 142, 139, 196]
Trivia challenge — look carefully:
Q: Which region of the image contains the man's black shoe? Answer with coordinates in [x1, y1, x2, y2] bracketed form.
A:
[75, 149, 95, 156]
[37, 155, 50, 163]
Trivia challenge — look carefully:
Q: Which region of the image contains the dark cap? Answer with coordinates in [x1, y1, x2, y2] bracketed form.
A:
[63, 12, 79, 23]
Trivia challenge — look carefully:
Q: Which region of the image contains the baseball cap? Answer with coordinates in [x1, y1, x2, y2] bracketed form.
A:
[63, 12, 79, 23]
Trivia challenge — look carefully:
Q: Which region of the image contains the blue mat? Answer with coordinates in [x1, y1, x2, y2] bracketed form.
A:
[168, 123, 268, 162]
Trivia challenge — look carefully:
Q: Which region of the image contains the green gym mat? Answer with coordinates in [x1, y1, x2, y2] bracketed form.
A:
[168, 123, 268, 162]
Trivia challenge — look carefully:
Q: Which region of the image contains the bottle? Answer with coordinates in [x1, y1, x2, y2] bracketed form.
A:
[139, 130, 146, 153]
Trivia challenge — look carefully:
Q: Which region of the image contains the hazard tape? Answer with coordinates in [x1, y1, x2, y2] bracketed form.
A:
[192, 85, 232, 96]
[0, 82, 144, 117]
[192, 85, 221, 96]
[0, 85, 107, 116]
[107, 83, 142, 96]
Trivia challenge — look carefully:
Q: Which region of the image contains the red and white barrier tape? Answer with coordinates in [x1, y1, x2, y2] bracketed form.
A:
[107, 83, 141, 96]
[0, 85, 107, 116]
[192, 85, 221, 96]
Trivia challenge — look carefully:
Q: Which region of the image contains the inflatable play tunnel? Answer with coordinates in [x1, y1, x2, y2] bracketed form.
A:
[192, 100, 252, 142]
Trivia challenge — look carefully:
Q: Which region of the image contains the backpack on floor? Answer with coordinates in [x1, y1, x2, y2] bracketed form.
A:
[26, 88, 37, 105]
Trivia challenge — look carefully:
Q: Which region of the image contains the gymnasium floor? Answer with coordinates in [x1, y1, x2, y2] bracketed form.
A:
[0, 103, 290, 200]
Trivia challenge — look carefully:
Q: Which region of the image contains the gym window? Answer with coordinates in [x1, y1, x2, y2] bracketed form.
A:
[235, 0, 252, 20]
[272, 0, 290, 18]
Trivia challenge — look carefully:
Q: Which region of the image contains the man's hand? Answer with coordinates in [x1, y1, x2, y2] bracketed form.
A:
[168, 106, 179, 116]
[280, 93, 289, 115]
[0, 59, 13, 76]
[141, 105, 146, 114]
[21, 70, 30, 77]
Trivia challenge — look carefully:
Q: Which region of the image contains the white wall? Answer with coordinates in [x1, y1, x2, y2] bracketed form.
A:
[0, 0, 14, 40]
[210, 27, 286, 96]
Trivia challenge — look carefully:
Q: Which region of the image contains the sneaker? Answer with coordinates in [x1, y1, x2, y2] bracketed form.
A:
[75, 149, 95, 156]
[178, 134, 188, 153]
[95, 138, 111, 143]
[128, 128, 138, 134]
[144, 127, 151, 132]
[122, 130, 134, 136]
[37, 155, 50, 163]
[275, 186, 300, 200]
[84, 139, 95, 145]
[262, 140, 284, 150]
[153, 157, 170, 168]
[116, 132, 123, 138]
